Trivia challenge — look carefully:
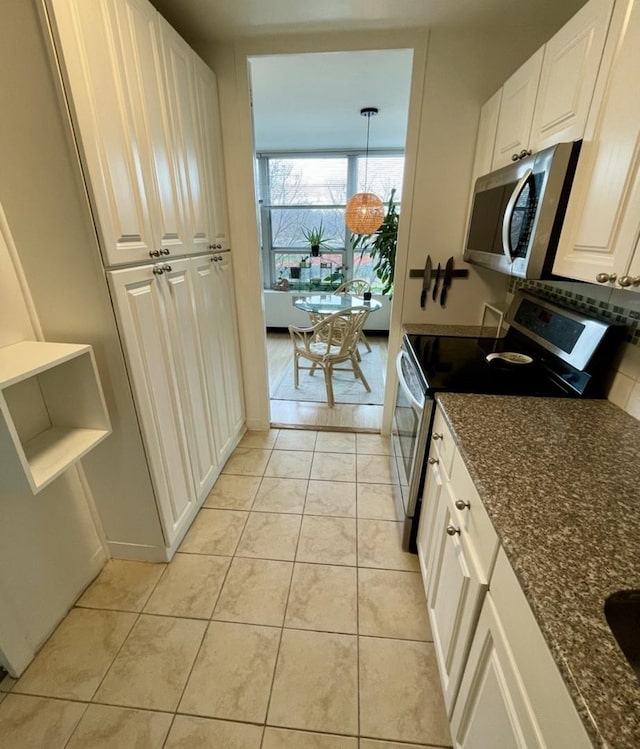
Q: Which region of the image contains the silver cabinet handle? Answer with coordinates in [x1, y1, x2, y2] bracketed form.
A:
[432, 433, 443, 441]
[455, 499, 470, 510]
[209, 243, 223, 250]
[152, 266, 164, 275]
[428, 457, 439, 465]
[518, 149, 532, 159]
[617, 275, 640, 288]
[149, 249, 162, 257]
[161, 248, 170, 255]
[446, 525, 461, 536]
[162, 264, 172, 272]
[511, 153, 520, 162]
[596, 272, 617, 283]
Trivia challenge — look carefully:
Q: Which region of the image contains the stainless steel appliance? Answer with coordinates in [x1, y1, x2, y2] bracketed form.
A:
[393, 290, 623, 551]
[463, 141, 581, 279]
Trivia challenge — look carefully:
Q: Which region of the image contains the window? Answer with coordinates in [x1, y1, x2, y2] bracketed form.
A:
[258, 152, 403, 292]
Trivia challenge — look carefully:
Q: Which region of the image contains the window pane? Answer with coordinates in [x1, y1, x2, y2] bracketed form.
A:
[352, 249, 384, 293]
[268, 158, 348, 205]
[270, 207, 346, 249]
[357, 155, 404, 202]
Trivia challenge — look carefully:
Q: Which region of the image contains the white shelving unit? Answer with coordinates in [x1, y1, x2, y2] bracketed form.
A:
[0, 341, 111, 494]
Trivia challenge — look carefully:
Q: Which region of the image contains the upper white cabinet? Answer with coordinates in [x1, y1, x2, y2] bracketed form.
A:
[488, 0, 613, 171]
[492, 49, 544, 169]
[46, 0, 230, 267]
[553, 0, 640, 290]
[470, 90, 501, 183]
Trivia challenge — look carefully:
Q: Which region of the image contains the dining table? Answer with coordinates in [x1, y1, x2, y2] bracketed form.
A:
[293, 293, 382, 315]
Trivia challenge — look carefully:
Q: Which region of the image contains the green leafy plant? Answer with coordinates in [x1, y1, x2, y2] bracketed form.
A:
[351, 189, 399, 296]
[302, 221, 329, 249]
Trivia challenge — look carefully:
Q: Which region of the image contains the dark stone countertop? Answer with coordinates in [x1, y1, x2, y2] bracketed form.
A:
[435, 393, 640, 749]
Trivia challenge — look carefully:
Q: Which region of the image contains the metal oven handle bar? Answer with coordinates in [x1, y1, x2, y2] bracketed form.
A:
[501, 167, 532, 264]
[395, 351, 424, 415]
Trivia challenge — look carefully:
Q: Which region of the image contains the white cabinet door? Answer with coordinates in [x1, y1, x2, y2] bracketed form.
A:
[193, 57, 231, 251]
[191, 253, 244, 462]
[160, 260, 218, 499]
[108, 264, 196, 545]
[471, 89, 501, 183]
[427, 482, 486, 714]
[416, 453, 443, 587]
[553, 0, 640, 288]
[531, 0, 614, 151]
[450, 594, 543, 749]
[492, 49, 543, 169]
[159, 19, 213, 256]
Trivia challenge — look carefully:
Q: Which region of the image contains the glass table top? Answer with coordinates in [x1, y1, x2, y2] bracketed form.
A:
[293, 294, 382, 314]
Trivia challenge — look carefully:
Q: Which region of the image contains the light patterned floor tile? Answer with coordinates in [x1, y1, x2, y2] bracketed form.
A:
[268, 629, 358, 735]
[360, 741, 431, 749]
[213, 557, 292, 626]
[204, 475, 261, 509]
[179, 621, 280, 722]
[358, 519, 420, 571]
[274, 429, 318, 451]
[94, 615, 206, 711]
[236, 512, 301, 561]
[358, 569, 431, 640]
[263, 727, 357, 748]
[285, 563, 357, 634]
[0, 676, 17, 693]
[265, 450, 314, 479]
[0, 694, 85, 749]
[359, 637, 450, 745]
[314, 432, 356, 454]
[296, 515, 357, 566]
[310, 452, 356, 482]
[238, 429, 279, 449]
[76, 559, 165, 612]
[165, 715, 263, 749]
[357, 483, 402, 521]
[356, 433, 392, 455]
[222, 448, 271, 476]
[253, 477, 307, 513]
[179, 509, 247, 556]
[144, 554, 230, 619]
[356, 454, 396, 484]
[14, 609, 136, 701]
[305, 480, 356, 517]
[65, 704, 172, 749]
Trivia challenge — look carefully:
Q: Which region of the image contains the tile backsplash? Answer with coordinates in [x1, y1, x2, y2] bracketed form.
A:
[509, 279, 640, 420]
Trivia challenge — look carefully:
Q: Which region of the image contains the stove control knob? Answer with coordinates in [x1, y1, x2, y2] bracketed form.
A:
[596, 272, 617, 283]
[455, 499, 470, 511]
[428, 457, 439, 465]
[432, 433, 443, 441]
[446, 525, 461, 536]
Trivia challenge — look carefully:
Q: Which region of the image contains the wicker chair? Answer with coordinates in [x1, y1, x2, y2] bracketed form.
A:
[334, 279, 373, 353]
[288, 308, 371, 407]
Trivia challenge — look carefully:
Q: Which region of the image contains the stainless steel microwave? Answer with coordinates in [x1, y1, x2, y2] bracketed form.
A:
[463, 141, 581, 279]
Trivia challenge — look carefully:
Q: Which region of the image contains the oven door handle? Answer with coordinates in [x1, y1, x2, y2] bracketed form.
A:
[396, 351, 424, 414]
[502, 167, 532, 264]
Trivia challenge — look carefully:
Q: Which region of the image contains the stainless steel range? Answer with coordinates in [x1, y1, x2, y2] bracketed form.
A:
[393, 290, 624, 552]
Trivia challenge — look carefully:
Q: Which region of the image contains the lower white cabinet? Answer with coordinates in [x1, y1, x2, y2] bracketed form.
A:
[108, 252, 244, 550]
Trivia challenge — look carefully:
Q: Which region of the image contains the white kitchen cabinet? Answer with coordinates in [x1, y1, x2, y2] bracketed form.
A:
[107, 264, 197, 547]
[191, 253, 245, 462]
[193, 57, 231, 251]
[492, 49, 544, 170]
[416, 453, 443, 584]
[531, 0, 614, 151]
[470, 90, 501, 182]
[553, 0, 640, 290]
[450, 549, 592, 748]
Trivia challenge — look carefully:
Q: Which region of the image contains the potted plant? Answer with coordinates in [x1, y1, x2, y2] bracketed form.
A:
[351, 188, 398, 296]
[302, 221, 329, 257]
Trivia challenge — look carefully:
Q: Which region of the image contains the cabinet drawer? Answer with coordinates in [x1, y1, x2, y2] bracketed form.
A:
[449, 450, 499, 580]
[430, 407, 455, 477]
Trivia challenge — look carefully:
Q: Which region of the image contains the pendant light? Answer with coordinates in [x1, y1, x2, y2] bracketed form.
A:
[345, 107, 385, 235]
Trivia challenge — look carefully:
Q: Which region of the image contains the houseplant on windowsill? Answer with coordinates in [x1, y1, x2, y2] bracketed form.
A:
[302, 222, 329, 257]
[351, 188, 398, 296]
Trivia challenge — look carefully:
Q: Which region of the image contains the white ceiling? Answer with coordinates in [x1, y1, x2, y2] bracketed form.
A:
[151, 0, 586, 44]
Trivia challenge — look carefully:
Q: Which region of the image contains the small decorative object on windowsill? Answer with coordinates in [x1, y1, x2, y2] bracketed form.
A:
[345, 107, 385, 235]
[302, 223, 329, 257]
[290, 266, 301, 280]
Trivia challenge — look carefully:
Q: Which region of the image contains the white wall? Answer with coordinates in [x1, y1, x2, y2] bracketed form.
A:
[0, 204, 105, 676]
[0, 0, 166, 559]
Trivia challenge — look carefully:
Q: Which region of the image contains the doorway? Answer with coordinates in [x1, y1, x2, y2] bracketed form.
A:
[248, 49, 413, 430]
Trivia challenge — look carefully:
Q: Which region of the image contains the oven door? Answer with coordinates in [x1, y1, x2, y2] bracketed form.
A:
[393, 348, 432, 525]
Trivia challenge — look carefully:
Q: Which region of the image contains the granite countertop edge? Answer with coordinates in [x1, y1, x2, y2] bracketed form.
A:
[434, 392, 640, 749]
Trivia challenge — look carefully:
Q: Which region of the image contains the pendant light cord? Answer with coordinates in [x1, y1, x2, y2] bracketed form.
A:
[364, 112, 371, 191]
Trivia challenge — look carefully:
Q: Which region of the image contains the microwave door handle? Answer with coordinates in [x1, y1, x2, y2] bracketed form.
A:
[502, 167, 533, 264]
[395, 351, 424, 414]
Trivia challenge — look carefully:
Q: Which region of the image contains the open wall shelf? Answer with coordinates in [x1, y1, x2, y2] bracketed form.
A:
[0, 341, 111, 494]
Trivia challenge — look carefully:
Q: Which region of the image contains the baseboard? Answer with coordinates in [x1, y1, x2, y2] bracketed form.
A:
[107, 540, 170, 563]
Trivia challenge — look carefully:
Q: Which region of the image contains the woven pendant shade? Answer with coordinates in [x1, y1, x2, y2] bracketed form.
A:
[345, 192, 385, 234]
[345, 106, 384, 235]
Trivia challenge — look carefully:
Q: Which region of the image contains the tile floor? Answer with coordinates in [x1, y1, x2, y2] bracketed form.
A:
[0, 429, 452, 749]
